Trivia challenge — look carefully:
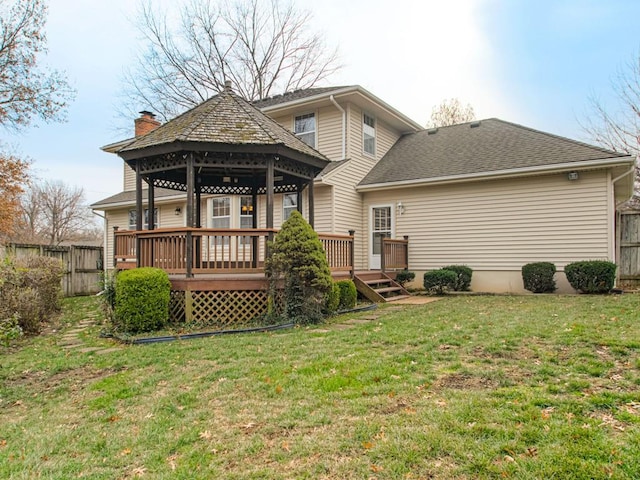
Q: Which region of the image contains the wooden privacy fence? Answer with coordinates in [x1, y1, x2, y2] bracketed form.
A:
[1, 243, 103, 296]
[618, 211, 640, 287]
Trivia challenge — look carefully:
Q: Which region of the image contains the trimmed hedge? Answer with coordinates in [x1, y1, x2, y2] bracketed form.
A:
[442, 265, 473, 291]
[113, 267, 171, 333]
[395, 269, 415, 287]
[324, 282, 340, 315]
[564, 260, 616, 294]
[522, 262, 556, 293]
[423, 269, 457, 294]
[336, 279, 357, 310]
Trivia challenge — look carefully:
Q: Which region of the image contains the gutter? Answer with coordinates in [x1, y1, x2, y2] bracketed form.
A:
[329, 95, 346, 159]
[356, 156, 635, 192]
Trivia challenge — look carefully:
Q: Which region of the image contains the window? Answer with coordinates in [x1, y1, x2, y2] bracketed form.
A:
[283, 193, 298, 221]
[372, 206, 391, 255]
[363, 113, 376, 156]
[240, 196, 253, 245]
[128, 208, 157, 230]
[212, 197, 231, 229]
[294, 113, 316, 148]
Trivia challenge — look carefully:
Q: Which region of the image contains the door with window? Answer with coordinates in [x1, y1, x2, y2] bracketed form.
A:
[369, 205, 393, 270]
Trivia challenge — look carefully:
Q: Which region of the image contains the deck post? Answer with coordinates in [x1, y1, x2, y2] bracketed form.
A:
[252, 192, 258, 268]
[308, 179, 315, 228]
[349, 229, 355, 278]
[404, 235, 409, 270]
[266, 157, 274, 229]
[135, 162, 143, 267]
[112, 226, 119, 268]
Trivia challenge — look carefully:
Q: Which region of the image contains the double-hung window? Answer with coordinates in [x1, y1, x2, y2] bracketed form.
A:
[294, 113, 316, 148]
[283, 193, 298, 221]
[128, 208, 157, 230]
[363, 113, 376, 156]
[212, 197, 231, 244]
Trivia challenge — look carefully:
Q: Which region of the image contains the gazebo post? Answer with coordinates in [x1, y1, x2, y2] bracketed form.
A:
[186, 153, 195, 277]
[252, 191, 258, 268]
[135, 161, 143, 267]
[266, 157, 274, 230]
[308, 178, 315, 229]
[147, 177, 155, 230]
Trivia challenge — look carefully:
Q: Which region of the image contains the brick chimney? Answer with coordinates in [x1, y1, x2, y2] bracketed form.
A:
[134, 110, 161, 137]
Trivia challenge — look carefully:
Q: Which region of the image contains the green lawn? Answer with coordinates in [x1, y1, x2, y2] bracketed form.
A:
[1, 294, 639, 479]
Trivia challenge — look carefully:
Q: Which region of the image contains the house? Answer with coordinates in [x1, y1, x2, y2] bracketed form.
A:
[92, 84, 635, 301]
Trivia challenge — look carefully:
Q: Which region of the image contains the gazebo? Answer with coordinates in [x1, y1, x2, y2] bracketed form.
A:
[110, 82, 355, 325]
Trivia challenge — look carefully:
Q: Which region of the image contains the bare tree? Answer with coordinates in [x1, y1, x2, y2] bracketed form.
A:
[17, 180, 93, 245]
[122, 0, 340, 121]
[0, 0, 74, 130]
[427, 98, 476, 128]
[582, 53, 639, 205]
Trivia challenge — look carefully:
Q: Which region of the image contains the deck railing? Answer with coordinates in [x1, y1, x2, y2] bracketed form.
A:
[114, 228, 355, 276]
[381, 236, 409, 271]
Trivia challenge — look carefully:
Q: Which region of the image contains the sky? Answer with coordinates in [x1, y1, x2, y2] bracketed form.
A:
[1, 0, 639, 208]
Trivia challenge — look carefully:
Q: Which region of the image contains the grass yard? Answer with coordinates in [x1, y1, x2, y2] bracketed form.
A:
[1, 294, 639, 479]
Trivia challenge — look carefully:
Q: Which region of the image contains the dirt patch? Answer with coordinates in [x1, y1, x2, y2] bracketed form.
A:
[432, 373, 499, 390]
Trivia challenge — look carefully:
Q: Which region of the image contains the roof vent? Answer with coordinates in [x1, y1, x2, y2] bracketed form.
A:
[470, 121, 481, 128]
[427, 128, 438, 135]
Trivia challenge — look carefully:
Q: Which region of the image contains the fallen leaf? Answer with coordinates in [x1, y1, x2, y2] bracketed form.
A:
[167, 454, 178, 471]
[281, 441, 290, 452]
[370, 464, 384, 473]
[362, 441, 374, 450]
[120, 448, 132, 456]
[526, 447, 538, 457]
[199, 431, 212, 440]
[131, 466, 146, 477]
[504, 455, 515, 463]
[0, 439, 6, 448]
[108, 415, 120, 423]
[275, 385, 283, 394]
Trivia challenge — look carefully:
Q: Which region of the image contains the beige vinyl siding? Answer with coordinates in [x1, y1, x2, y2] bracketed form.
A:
[363, 170, 612, 272]
[123, 164, 136, 191]
[313, 185, 333, 233]
[376, 118, 401, 159]
[316, 105, 344, 160]
[105, 209, 129, 269]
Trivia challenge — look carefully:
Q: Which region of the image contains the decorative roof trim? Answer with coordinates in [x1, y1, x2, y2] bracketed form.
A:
[356, 156, 635, 192]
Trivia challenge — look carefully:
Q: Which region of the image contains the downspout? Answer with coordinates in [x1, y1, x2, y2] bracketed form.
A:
[329, 95, 346, 160]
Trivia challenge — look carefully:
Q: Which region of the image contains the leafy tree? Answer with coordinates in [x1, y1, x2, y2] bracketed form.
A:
[0, 152, 29, 238]
[0, 0, 74, 129]
[265, 211, 332, 324]
[427, 98, 476, 128]
[582, 53, 640, 205]
[122, 0, 340, 121]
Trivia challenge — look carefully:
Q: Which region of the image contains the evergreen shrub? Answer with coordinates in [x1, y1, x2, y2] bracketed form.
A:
[265, 211, 333, 324]
[395, 269, 415, 287]
[113, 267, 170, 333]
[522, 262, 557, 293]
[564, 260, 617, 294]
[442, 265, 473, 291]
[423, 269, 457, 294]
[336, 279, 357, 310]
[324, 282, 340, 315]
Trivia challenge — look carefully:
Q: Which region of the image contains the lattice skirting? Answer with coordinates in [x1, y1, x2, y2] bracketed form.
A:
[169, 289, 270, 329]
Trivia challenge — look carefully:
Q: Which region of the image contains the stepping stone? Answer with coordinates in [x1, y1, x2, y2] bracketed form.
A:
[94, 348, 122, 355]
[333, 324, 352, 330]
[313, 329, 330, 333]
[77, 347, 103, 353]
[61, 344, 84, 349]
[358, 315, 380, 320]
[66, 329, 86, 334]
[58, 338, 83, 346]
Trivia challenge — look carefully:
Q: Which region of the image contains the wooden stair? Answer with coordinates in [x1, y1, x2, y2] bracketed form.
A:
[353, 271, 411, 303]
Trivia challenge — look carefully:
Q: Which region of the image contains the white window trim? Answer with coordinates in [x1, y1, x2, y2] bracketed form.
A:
[363, 112, 376, 157]
[128, 207, 158, 230]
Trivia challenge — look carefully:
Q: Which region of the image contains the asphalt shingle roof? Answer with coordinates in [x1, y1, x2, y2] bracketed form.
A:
[120, 85, 327, 162]
[90, 188, 180, 208]
[359, 118, 629, 186]
[252, 86, 353, 109]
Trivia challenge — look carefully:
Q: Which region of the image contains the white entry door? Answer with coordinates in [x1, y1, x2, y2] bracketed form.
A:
[369, 205, 393, 270]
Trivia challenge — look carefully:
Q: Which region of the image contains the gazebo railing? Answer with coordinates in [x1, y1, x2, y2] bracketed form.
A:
[114, 228, 355, 275]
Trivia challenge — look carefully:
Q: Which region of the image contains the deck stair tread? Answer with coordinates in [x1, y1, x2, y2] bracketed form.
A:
[353, 270, 411, 303]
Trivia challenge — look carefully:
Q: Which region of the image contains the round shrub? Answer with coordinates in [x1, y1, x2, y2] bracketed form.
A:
[423, 269, 457, 295]
[442, 265, 473, 291]
[395, 269, 415, 287]
[324, 282, 340, 315]
[336, 279, 357, 310]
[113, 267, 171, 333]
[564, 260, 616, 294]
[522, 262, 556, 293]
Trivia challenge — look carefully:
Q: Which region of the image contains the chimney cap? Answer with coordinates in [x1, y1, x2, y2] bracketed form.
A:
[139, 110, 156, 119]
[224, 80, 232, 91]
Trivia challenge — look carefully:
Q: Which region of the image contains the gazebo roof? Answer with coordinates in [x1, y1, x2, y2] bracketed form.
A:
[119, 83, 328, 169]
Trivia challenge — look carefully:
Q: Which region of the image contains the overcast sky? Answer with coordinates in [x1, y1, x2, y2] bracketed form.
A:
[1, 0, 639, 207]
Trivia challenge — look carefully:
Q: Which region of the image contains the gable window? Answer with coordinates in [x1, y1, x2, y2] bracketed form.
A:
[363, 113, 376, 156]
[283, 193, 298, 221]
[128, 208, 157, 230]
[294, 113, 316, 148]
